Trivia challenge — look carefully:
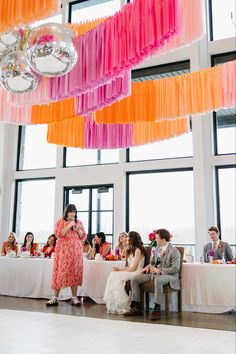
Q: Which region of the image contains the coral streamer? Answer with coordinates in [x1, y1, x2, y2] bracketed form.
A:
[95, 61, 236, 124]
[46, 115, 189, 148]
[0, 0, 59, 33]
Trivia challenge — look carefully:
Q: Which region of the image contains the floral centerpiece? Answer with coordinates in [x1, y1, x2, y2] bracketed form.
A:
[148, 231, 157, 248]
[208, 249, 215, 257]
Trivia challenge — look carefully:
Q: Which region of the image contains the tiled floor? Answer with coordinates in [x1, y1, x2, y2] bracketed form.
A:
[0, 295, 235, 331]
[0, 309, 235, 354]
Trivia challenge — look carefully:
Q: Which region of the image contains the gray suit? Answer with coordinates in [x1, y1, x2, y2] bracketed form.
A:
[203, 241, 233, 263]
[130, 244, 180, 305]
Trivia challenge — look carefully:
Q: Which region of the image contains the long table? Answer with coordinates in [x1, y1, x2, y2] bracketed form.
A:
[0, 257, 235, 313]
[0, 257, 124, 304]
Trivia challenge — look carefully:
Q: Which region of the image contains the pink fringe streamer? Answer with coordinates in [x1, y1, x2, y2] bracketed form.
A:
[84, 116, 133, 149]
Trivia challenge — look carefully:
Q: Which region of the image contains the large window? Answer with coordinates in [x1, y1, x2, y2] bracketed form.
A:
[129, 61, 192, 161]
[210, 0, 236, 40]
[128, 170, 195, 245]
[65, 185, 114, 244]
[216, 167, 236, 245]
[17, 126, 57, 170]
[65, 148, 119, 167]
[13, 179, 55, 243]
[212, 53, 236, 155]
[69, 0, 121, 22]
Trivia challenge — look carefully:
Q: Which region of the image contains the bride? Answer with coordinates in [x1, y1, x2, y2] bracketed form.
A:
[104, 231, 146, 314]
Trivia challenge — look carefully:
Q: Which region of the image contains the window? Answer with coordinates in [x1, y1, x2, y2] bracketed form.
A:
[128, 170, 195, 245]
[216, 167, 236, 245]
[129, 61, 192, 161]
[65, 185, 114, 244]
[17, 126, 57, 170]
[212, 53, 236, 155]
[13, 179, 55, 243]
[65, 148, 119, 166]
[69, 0, 121, 22]
[209, 0, 236, 41]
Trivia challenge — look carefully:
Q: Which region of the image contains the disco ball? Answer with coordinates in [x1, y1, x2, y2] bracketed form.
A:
[0, 30, 21, 62]
[0, 50, 40, 93]
[25, 23, 77, 77]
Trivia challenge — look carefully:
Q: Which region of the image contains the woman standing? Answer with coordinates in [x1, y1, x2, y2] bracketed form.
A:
[46, 204, 87, 306]
[1, 232, 18, 255]
[103, 231, 145, 314]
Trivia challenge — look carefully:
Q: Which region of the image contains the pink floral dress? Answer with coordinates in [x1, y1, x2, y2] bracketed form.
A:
[52, 218, 87, 289]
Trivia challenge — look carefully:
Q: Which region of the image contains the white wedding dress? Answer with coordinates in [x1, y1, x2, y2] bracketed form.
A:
[103, 254, 145, 314]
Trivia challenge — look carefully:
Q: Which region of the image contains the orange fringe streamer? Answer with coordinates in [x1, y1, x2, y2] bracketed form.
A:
[46, 116, 189, 148]
[0, 0, 59, 33]
[94, 65, 226, 124]
[47, 116, 85, 147]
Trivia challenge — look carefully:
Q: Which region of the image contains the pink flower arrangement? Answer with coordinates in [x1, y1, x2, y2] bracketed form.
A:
[208, 249, 215, 257]
[148, 231, 157, 247]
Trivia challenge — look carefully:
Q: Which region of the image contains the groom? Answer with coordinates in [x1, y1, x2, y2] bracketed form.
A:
[124, 228, 180, 320]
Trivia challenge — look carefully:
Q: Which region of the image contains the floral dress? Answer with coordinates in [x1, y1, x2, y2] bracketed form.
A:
[52, 218, 87, 289]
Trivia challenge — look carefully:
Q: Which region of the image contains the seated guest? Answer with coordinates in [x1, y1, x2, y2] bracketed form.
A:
[21, 232, 39, 256]
[203, 226, 233, 263]
[124, 229, 180, 320]
[82, 240, 91, 254]
[88, 232, 111, 259]
[104, 231, 145, 314]
[1, 232, 18, 255]
[114, 232, 128, 259]
[42, 234, 57, 258]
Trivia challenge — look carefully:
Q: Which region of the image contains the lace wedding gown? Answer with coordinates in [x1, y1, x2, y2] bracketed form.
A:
[103, 254, 145, 314]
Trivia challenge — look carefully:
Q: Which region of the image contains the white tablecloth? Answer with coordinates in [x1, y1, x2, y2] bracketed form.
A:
[182, 263, 236, 313]
[0, 257, 124, 304]
[0, 258, 235, 312]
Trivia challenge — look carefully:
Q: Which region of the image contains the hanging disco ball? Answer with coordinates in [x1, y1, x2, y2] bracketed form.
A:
[0, 50, 40, 93]
[25, 23, 77, 77]
[0, 30, 21, 62]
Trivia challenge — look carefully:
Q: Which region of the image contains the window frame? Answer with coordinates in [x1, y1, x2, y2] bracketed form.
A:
[215, 165, 236, 245]
[13, 177, 56, 234]
[211, 51, 236, 156]
[64, 183, 114, 245]
[126, 167, 194, 246]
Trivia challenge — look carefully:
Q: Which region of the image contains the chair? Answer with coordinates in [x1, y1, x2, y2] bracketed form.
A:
[142, 246, 185, 316]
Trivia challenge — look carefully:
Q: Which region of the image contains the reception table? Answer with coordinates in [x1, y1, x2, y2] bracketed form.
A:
[0, 257, 235, 313]
[0, 257, 124, 304]
[182, 263, 236, 313]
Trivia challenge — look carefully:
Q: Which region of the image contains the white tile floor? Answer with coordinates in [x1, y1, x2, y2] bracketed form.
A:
[0, 309, 235, 354]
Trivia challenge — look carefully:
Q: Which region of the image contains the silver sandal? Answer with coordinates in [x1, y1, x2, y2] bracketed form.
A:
[46, 297, 59, 307]
[71, 296, 81, 306]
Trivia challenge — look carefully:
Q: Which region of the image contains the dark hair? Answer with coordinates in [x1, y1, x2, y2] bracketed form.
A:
[23, 232, 34, 247]
[127, 231, 145, 257]
[94, 232, 106, 253]
[155, 229, 171, 242]
[46, 234, 57, 247]
[208, 226, 219, 234]
[63, 204, 78, 222]
[84, 240, 90, 245]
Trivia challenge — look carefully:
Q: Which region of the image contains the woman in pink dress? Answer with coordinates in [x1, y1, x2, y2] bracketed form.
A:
[46, 204, 87, 307]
